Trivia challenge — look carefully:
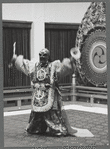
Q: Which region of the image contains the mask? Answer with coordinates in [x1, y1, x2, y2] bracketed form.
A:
[39, 48, 50, 65]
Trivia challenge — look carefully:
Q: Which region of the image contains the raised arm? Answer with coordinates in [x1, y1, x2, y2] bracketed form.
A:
[9, 42, 37, 76]
[55, 57, 75, 82]
[55, 47, 81, 82]
[14, 55, 37, 76]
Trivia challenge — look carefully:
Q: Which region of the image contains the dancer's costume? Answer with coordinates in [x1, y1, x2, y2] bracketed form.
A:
[15, 55, 76, 136]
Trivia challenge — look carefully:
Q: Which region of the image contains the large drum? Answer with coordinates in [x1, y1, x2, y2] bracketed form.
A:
[75, 2, 106, 87]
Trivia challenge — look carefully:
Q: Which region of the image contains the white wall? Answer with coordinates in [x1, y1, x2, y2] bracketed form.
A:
[44, 3, 90, 23]
[2, 3, 33, 21]
[2, 2, 90, 61]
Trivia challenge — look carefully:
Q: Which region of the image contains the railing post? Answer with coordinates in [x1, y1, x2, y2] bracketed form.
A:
[90, 95, 94, 107]
[17, 99, 21, 109]
[72, 74, 76, 102]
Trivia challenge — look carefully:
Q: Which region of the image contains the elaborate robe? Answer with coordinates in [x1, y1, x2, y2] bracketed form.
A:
[15, 55, 76, 136]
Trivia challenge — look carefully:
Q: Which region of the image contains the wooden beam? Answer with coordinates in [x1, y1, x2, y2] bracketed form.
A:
[3, 20, 32, 29]
[4, 96, 32, 101]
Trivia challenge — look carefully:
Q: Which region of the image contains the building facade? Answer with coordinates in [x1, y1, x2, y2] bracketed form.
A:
[2, 2, 90, 88]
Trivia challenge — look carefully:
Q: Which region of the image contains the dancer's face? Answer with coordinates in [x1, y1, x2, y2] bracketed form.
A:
[39, 49, 50, 65]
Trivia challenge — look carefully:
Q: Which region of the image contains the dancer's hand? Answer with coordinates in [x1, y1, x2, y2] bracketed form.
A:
[70, 47, 81, 60]
[11, 54, 17, 63]
[8, 42, 17, 68]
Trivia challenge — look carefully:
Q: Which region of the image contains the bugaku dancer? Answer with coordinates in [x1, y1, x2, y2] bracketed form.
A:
[10, 42, 81, 136]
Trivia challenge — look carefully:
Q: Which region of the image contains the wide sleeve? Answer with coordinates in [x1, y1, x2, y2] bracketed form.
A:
[15, 55, 37, 76]
[55, 57, 76, 82]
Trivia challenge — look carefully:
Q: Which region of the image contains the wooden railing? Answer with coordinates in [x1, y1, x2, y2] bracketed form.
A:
[3, 84, 107, 112]
[60, 85, 107, 105]
[3, 88, 33, 111]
